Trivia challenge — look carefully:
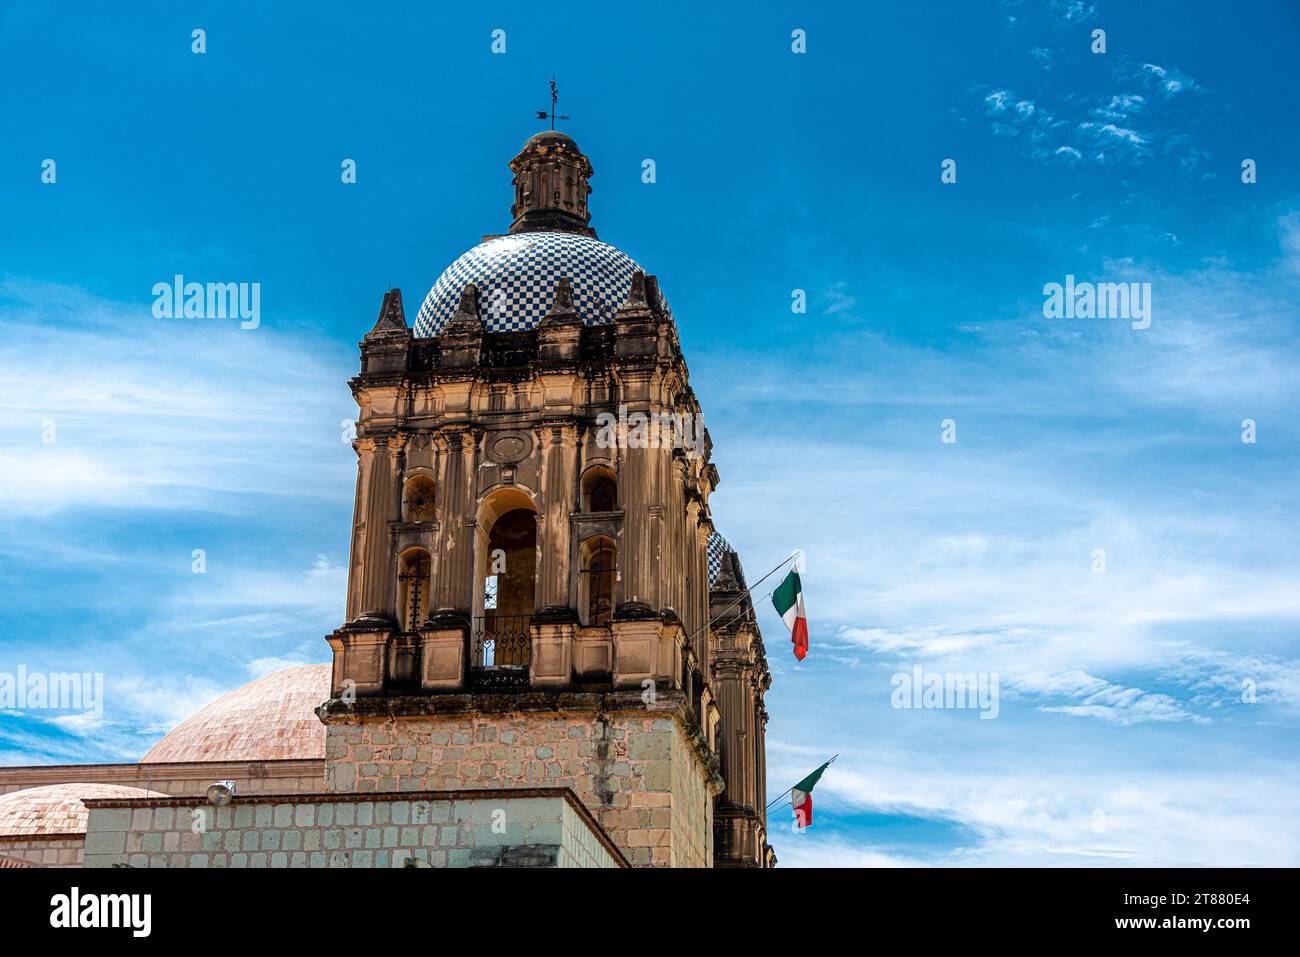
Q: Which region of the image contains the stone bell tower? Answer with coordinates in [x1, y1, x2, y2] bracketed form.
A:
[318, 129, 774, 868]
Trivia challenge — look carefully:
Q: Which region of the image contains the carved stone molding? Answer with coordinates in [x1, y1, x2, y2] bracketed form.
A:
[486, 430, 533, 465]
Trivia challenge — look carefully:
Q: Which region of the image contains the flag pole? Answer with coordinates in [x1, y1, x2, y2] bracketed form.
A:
[680, 551, 798, 654]
[764, 787, 793, 812]
[765, 754, 838, 811]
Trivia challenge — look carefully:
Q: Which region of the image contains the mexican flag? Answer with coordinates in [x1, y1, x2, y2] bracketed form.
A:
[772, 567, 809, 660]
[791, 760, 832, 829]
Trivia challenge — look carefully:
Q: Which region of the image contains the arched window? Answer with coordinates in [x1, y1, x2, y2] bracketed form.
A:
[397, 548, 431, 631]
[579, 536, 617, 627]
[581, 466, 617, 513]
[402, 475, 436, 523]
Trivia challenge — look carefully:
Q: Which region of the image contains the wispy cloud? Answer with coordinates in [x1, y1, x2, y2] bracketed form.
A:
[0, 278, 356, 517]
[704, 211, 1300, 864]
[785, 754, 1300, 866]
[969, 29, 1205, 168]
[0, 280, 352, 764]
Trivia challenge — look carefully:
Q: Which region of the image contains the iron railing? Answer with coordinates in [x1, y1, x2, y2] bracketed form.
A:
[470, 614, 531, 690]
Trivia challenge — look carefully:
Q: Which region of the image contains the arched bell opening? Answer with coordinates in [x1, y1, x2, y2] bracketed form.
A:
[473, 487, 538, 671]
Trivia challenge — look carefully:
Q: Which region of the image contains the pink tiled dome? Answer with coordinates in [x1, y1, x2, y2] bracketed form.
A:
[0, 784, 165, 837]
[139, 664, 331, 764]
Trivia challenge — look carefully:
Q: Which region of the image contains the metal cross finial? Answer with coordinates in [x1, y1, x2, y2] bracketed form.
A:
[535, 77, 571, 130]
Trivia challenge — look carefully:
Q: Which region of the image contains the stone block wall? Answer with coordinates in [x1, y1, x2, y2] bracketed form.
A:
[79, 789, 622, 869]
[320, 698, 719, 867]
[559, 799, 618, 868]
[0, 835, 83, 867]
[670, 719, 712, 867]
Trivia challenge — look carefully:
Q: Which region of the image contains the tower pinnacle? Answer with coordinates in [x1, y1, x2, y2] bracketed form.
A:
[508, 129, 595, 236]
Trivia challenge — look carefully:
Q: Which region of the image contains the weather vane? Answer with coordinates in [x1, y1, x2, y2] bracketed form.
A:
[535, 78, 570, 130]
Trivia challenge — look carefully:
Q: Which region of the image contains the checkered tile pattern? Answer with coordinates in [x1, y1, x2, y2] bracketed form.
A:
[707, 530, 734, 588]
[413, 232, 671, 336]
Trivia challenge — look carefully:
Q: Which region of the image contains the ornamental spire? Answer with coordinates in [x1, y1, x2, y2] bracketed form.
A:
[365, 288, 409, 340]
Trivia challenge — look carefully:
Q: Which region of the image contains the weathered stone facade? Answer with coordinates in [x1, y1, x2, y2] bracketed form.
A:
[319, 130, 775, 867]
[79, 790, 623, 869]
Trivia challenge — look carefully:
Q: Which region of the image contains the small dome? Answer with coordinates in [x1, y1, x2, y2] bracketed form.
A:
[140, 664, 331, 764]
[524, 129, 580, 151]
[413, 232, 671, 336]
[0, 784, 165, 837]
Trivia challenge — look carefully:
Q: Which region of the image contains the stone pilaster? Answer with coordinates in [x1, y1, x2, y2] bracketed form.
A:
[432, 429, 478, 616]
[354, 436, 400, 622]
[536, 423, 578, 614]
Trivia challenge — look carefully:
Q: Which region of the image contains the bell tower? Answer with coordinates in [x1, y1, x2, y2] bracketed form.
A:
[318, 130, 773, 868]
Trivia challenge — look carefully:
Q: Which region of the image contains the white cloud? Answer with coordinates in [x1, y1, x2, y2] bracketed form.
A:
[704, 218, 1300, 864]
[772, 837, 922, 868]
[974, 57, 1200, 167]
[0, 278, 356, 517]
[1051, 0, 1096, 23]
[767, 746, 1300, 866]
[1141, 62, 1197, 96]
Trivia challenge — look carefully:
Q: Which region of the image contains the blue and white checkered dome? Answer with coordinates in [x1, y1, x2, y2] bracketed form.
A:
[413, 232, 670, 336]
[707, 530, 734, 588]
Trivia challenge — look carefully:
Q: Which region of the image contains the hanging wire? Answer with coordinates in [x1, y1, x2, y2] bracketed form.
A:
[680, 551, 799, 654]
[765, 754, 839, 811]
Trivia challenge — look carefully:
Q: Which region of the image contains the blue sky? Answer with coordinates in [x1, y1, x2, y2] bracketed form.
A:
[2, 0, 1299, 866]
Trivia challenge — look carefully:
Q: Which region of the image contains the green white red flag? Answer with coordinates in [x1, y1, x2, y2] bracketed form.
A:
[772, 567, 808, 660]
[791, 760, 832, 829]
